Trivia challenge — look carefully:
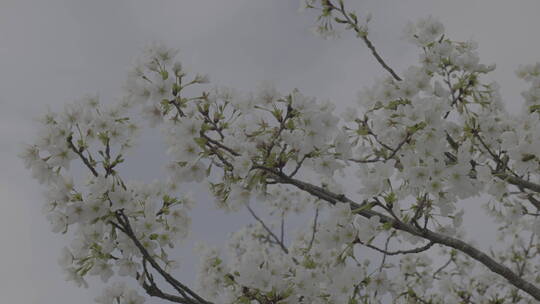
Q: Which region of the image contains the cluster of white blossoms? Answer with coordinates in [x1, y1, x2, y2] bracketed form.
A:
[21, 0, 540, 303]
[195, 203, 372, 304]
[20, 49, 196, 302]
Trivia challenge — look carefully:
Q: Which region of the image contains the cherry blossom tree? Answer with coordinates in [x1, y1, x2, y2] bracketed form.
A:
[20, 0, 540, 303]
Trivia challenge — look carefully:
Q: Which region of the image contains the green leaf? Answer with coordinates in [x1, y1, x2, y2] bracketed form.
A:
[357, 126, 369, 136]
[212, 257, 222, 267]
[529, 104, 540, 113]
[407, 121, 427, 133]
[522, 153, 536, 162]
[194, 137, 208, 148]
[382, 221, 393, 230]
[286, 119, 295, 130]
[223, 273, 235, 286]
[72, 193, 83, 202]
[383, 192, 396, 205]
[161, 70, 169, 80]
[302, 257, 317, 269]
[385, 99, 410, 110]
[348, 12, 358, 24]
[172, 83, 180, 96]
[351, 202, 374, 214]
[97, 132, 109, 146]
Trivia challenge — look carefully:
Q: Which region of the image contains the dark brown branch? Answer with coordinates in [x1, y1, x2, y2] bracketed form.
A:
[142, 282, 188, 304]
[254, 165, 540, 300]
[138, 259, 193, 304]
[116, 212, 191, 301]
[114, 211, 212, 304]
[496, 172, 540, 203]
[329, 0, 401, 81]
[348, 157, 381, 164]
[358, 239, 435, 256]
[386, 132, 411, 160]
[362, 35, 402, 81]
[67, 135, 99, 177]
[288, 154, 309, 178]
[472, 132, 540, 209]
[201, 133, 239, 157]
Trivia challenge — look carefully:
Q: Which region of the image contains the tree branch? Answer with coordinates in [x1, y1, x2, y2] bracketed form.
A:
[138, 259, 192, 304]
[254, 165, 540, 300]
[67, 135, 99, 177]
[328, 0, 401, 81]
[114, 211, 212, 304]
[358, 239, 435, 256]
[472, 131, 540, 209]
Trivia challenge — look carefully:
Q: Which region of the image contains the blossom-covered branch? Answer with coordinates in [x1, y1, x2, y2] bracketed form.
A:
[21, 1, 540, 303]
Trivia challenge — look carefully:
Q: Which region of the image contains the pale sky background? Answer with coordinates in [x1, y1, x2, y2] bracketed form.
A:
[1, 1, 540, 303]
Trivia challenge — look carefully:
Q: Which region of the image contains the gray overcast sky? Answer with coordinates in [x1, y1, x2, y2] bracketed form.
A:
[2, 1, 540, 303]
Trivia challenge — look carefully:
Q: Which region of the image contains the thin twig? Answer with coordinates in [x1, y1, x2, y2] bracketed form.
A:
[329, 0, 401, 81]
[246, 205, 289, 254]
[280, 211, 285, 244]
[433, 256, 453, 279]
[307, 208, 320, 251]
[359, 239, 434, 257]
[378, 233, 394, 272]
[67, 135, 98, 177]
